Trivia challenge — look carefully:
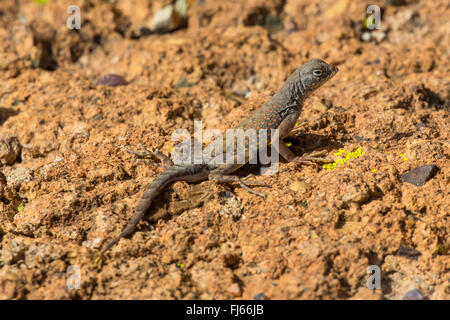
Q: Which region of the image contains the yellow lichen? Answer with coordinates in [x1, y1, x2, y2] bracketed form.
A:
[322, 147, 365, 171]
[17, 203, 24, 212]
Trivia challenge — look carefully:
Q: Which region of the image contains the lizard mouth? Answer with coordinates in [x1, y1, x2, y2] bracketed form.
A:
[330, 65, 339, 76]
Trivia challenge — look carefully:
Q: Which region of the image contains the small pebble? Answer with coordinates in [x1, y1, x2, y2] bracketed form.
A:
[289, 181, 311, 194]
[227, 283, 242, 297]
[372, 31, 386, 42]
[254, 293, 268, 300]
[92, 113, 103, 121]
[6, 167, 34, 189]
[311, 101, 328, 113]
[0, 135, 22, 165]
[415, 122, 426, 131]
[96, 74, 128, 87]
[396, 246, 421, 259]
[148, 0, 188, 33]
[223, 191, 233, 199]
[361, 32, 371, 42]
[401, 165, 438, 186]
[404, 289, 427, 300]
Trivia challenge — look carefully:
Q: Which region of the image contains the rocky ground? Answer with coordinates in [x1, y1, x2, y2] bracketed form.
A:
[0, 0, 448, 299]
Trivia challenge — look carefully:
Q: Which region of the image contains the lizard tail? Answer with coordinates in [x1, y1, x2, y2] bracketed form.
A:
[100, 165, 206, 255]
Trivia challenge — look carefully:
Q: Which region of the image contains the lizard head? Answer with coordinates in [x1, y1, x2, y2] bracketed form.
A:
[289, 59, 338, 100]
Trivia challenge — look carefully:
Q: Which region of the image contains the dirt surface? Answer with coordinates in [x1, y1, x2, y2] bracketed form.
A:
[0, 0, 449, 300]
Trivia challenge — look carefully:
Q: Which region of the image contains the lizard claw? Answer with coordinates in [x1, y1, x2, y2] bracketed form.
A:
[238, 179, 266, 198]
[118, 144, 174, 168]
[242, 175, 270, 187]
[292, 150, 333, 164]
[290, 121, 308, 134]
[209, 174, 267, 198]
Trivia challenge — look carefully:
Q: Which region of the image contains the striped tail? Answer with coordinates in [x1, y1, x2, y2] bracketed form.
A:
[100, 165, 204, 255]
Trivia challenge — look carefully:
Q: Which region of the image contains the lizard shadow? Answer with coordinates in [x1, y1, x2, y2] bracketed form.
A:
[283, 133, 343, 157]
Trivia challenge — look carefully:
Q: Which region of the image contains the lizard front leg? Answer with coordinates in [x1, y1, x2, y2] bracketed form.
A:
[277, 141, 332, 165]
[276, 109, 332, 165]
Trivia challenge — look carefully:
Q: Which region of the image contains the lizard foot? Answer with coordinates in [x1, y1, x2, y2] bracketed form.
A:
[292, 150, 333, 165]
[290, 121, 308, 134]
[242, 174, 270, 187]
[118, 143, 173, 169]
[209, 174, 268, 199]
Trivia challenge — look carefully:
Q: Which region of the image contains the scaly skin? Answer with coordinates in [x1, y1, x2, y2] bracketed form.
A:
[100, 59, 338, 256]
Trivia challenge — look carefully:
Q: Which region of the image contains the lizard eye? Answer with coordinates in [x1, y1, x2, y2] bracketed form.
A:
[312, 69, 322, 77]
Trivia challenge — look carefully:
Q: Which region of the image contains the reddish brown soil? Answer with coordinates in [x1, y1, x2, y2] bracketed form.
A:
[0, 0, 448, 299]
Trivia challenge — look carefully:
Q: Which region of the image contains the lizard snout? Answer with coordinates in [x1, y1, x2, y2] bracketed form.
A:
[330, 65, 339, 75]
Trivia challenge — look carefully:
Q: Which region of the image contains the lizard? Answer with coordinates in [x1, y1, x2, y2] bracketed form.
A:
[99, 59, 338, 256]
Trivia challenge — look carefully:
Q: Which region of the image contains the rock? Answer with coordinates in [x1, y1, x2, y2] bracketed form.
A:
[0, 171, 20, 230]
[149, 6, 175, 32]
[253, 292, 268, 300]
[175, 78, 196, 88]
[13, 197, 48, 236]
[262, 15, 284, 34]
[361, 32, 371, 42]
[0, 238, 28, 265]
[219, 194, 243, 220]
[96, 74, 129, 87]
[6, 167, 34, 189]
[403, 288, 427, 300]
[0, 171, 17, 199]
[0, 135, 22, 165]
[396, 246, 421, 259]
[227, 282, 242, 297]
[415, 122, 426, 131]
[311, 101, 328, 113]
[372, 31, 386, 43]
[81, 238, 102, 249]
[148, 0, 188, 34]
[401, 165, 438, 186]
[174, 0, 188, 17]
[324, 0, 350, 19]
[342, 183, 371, 204]
[289, 181, 311, 194]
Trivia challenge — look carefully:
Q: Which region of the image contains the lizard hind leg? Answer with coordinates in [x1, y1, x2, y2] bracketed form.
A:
[208, 173, 268, 199]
